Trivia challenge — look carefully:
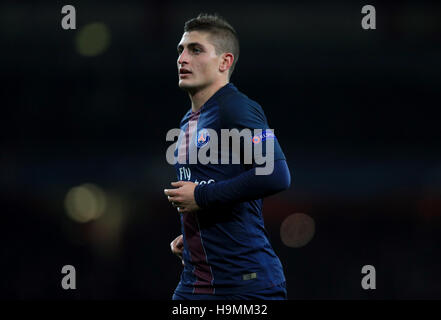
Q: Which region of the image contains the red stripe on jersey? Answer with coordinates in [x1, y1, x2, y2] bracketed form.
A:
[180, 110, 214, 294]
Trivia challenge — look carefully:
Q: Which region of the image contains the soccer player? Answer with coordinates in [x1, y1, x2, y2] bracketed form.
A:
[164, 13, 291, 300]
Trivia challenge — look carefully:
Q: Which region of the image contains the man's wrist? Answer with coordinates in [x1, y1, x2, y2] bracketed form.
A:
[194, 184, 208, 209]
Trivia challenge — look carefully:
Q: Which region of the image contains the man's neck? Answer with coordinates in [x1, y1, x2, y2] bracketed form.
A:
[189, 80, 229, 113]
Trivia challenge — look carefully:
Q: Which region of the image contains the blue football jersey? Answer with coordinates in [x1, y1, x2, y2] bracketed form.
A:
[173, 83, 286, 295]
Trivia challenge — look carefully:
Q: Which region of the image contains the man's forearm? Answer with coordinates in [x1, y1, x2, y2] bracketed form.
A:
[194, 159, 291, 209]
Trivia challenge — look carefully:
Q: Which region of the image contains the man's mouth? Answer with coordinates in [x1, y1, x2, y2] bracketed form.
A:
[179, 69, 192, 75]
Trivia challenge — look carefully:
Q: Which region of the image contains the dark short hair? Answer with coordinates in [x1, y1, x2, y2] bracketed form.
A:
[184, 13, 240, 78]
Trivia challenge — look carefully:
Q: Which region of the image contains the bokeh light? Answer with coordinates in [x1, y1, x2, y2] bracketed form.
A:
[280, 213, 315, 248]
[75, 22, 111, 57]
[64, 183, 107, 223]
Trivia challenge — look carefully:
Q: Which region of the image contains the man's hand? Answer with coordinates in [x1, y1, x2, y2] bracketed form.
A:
[170, 234, 185, 266]
[164, 181, 200, 213]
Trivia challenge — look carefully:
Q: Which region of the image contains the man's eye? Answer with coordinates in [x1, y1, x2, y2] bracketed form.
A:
[193, 48, 201, 53]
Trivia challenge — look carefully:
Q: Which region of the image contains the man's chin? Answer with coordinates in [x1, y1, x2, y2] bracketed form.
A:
[178, 81, 199, 93]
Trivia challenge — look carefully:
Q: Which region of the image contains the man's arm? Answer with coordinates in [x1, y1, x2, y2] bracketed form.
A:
[164, 159, 290, 213]
[192, 95, 291, 208]
[194, 159, 290, 209]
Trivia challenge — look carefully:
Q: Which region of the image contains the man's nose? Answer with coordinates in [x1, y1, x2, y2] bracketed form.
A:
[177, 50, 188, 65]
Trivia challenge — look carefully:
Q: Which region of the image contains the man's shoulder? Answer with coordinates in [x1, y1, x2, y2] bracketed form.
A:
[217, 88, 264, 118]
[217, 88, 267, 128]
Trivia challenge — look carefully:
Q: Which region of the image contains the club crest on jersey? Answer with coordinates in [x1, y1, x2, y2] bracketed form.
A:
[252, 129, 276, 144]
[196, 128, 210, 148]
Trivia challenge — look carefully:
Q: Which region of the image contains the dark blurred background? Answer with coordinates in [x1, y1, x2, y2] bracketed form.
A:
[1, 0, 440, 299]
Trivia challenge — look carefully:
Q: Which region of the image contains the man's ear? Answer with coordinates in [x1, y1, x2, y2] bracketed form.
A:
[219, 53, 234, 73]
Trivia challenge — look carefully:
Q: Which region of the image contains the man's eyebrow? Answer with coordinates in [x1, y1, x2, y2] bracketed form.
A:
[177, 42, 204, 51]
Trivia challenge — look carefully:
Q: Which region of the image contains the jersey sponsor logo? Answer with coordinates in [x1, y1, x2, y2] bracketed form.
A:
[179, 167, 216, 185]
[179, 167, 191, 181]
[196, 128, 210, 148]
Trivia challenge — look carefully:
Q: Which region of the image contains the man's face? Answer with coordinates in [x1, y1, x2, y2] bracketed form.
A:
[177, 31, 222, 92]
